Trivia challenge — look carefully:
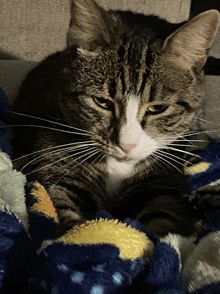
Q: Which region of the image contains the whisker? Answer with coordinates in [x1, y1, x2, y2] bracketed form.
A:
[159, 141, 197, 148]
[150, 153, 170, 172]
[154, 151, 183, 173]
[98, 153, 107, 164]
[156, 150, 184, 167]
[193, 115, 220, 126]
[175, 135, 193, 144]
[23, 146, 98, 175]
[9, 110, 93, 134]
[92, 152, 105, 165]
[13, 140, 96, 162]
[163, 146, 201, 159]
[52, 148, 101, 187]
[20, 143, 98, 172]
[158, 136, 195, 147]
[157, 150, 193, 166]
[161, 131, 208, 143]
[170, 144, 197, 148]
[182, 129, 219, 137]
[1, 124, 91, 137]
[146, 154, 158, 173]
[71, 149, 101, 170]
[177, 139, 207, 143]
[152, 152, 171, 171]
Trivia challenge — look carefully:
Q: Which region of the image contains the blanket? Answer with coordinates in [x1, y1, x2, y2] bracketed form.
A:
[1, 87, 220, 293]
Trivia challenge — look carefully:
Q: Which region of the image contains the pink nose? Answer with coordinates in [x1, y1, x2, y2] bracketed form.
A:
[120, 143, 137, 153]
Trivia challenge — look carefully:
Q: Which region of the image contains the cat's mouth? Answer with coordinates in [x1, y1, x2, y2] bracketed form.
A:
[107, 144, 148, 163]
[114, 153, 139, 163]
[108, 145, 143, 163]
[108, 151, 133, 162]
[119, 156, 131, 161]
[108, 147, 133, 162]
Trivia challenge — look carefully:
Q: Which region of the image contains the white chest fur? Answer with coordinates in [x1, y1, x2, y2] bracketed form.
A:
[105, 156, 137, 194]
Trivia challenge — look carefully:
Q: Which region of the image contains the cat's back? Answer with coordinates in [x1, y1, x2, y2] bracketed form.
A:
[116, 11, 183, 40]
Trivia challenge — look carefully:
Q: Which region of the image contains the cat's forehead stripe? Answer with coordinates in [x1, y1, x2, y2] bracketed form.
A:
[117, 40, 150, 95]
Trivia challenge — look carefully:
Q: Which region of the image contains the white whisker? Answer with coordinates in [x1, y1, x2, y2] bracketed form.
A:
[160, 134, 205, 144]
[23, 146, 98, 175]
[13, 140, 96, 162]
[152, 154, 168, 172]
[178, 139, 206, 142]
[152, 152, 170, 171]
[157, 149, 193, 166]
[154, 151, 183, 173]
[146, 154, 158, 173]
[160, 141, 197, 148]
[9, 110, 93, 134]
[156, 150, 184, 167]
[152, 153, 171, 172]
[99, 153, 107, 164]
[163, 146, 201, 159]
[92, 152, 105, 165]
[159, 135, 194, 147]
[175, 134, 193, 144]
[194, 115, 220, 126]
[71, 149, 101, 170]
[21, 143, 98, 172]
[3, 124, 91, 136]
[52, 148, 101, 187]
[182, 130, 219, 137]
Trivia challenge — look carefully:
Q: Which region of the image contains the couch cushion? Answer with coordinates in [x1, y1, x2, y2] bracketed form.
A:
[0, 0, 191, 61]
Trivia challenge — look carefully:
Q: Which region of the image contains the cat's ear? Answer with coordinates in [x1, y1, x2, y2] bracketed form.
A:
[67, 0, 122, 52]
[163, 10, 220, 70]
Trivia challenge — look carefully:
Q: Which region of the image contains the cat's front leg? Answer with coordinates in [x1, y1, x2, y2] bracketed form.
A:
[47, 184, 97, 236]
[135, 195, 198, 237]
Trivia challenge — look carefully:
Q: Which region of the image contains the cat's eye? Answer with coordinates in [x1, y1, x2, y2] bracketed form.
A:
[147, 104, 168, 114]
[92, 96, 114, 110]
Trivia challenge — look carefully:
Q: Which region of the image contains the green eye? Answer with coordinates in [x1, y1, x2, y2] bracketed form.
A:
[93, 96, 114, 110]
[148, 104, 168, 114]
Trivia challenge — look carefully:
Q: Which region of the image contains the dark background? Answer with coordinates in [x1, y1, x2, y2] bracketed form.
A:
[191, 0, 220, 16]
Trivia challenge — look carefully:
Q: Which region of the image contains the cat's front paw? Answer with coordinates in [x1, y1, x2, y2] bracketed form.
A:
[56, 209, 85, 236]
[136, 195, 197, 237]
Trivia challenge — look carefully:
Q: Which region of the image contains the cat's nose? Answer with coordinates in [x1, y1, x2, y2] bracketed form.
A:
[120, 143, 137, 153]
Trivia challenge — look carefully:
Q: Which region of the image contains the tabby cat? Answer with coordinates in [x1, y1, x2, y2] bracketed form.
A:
[12, 0, 220, 237]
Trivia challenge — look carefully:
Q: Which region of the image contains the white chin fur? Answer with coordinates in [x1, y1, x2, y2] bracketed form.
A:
[105, 155, 137, 194]
[106, 137, 159, 194]
[105, 93, 161, 193]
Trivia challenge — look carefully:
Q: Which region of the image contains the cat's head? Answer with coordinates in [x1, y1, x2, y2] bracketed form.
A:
[60, 0, 219, 164]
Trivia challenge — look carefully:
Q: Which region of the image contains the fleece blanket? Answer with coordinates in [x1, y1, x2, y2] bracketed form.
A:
[1, 87, 220, 294]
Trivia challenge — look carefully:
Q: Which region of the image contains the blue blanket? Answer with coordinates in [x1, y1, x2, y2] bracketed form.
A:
[1, 87, 220, 293]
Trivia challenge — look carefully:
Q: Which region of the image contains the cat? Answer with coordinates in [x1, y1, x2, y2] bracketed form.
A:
[11, 0, 220, 237]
